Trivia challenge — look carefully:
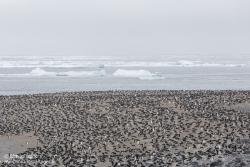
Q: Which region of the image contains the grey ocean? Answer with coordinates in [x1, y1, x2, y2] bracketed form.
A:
[0, 55, 250, 95]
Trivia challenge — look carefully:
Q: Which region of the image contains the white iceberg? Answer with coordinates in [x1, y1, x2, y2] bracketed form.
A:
[29, 67, 57, 76]
[113, 69, 165, 80]
[0, 67, 107, 77]
[139, 72, 165, 80]
[57, 70, 106, 77]
[113, 69, 151, 78]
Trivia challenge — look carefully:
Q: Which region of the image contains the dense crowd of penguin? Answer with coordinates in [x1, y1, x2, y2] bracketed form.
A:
[0, 90, 250, 166]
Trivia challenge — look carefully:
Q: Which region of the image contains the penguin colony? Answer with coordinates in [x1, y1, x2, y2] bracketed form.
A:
[0, 90, 250, 166]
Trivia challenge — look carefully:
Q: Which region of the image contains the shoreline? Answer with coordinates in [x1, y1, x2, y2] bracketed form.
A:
[1, 89, 250, 96]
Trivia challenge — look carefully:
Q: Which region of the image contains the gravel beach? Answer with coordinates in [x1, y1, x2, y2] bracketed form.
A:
[1, 90, 250, 166]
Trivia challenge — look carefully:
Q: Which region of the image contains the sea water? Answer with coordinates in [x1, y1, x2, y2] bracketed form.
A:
[0, 55, 250, 95]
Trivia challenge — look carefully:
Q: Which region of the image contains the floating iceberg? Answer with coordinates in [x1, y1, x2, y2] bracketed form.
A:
[57, 70, 106, 77]
[29, 67, 57, 76]
[139, 72, 165, 80]
[113, 69, 151, 78]
[113, 69, 165, 80]
[0, 67, 107, 77]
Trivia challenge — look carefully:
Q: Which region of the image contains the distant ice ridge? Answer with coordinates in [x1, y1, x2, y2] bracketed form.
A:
[0, 67, 106, 77]
[0, 55, 248, 68]
[0, 60, 104, 68]
[113, 69, 165, 80]
[0, 60, 246, 68]
[105, 61, 246, 67]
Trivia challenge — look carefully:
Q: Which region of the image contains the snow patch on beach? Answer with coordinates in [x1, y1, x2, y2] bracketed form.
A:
[113, 69, 165, 80]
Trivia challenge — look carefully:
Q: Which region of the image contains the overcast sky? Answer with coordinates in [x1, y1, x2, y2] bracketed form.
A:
[0, 0, 249, 55]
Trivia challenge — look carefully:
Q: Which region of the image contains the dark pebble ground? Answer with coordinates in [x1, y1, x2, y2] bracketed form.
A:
[1, 90, 250, 167]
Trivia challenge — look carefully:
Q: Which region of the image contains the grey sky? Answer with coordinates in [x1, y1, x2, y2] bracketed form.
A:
[0, 0, 249, 55]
